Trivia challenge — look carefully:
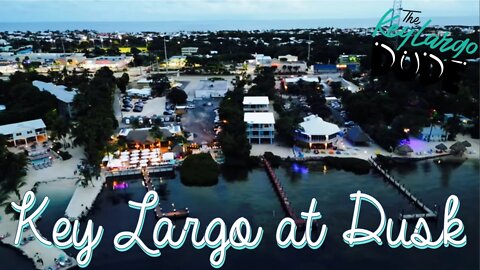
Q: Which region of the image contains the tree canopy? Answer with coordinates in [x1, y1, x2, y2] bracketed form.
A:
[167, 87, 188, 105]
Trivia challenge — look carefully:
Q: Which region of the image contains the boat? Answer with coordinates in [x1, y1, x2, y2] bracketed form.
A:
[163, 208, 189, 219]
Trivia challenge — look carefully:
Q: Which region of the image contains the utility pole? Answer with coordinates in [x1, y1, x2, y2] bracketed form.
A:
[307, 33, 311, 62]
[163, 36, 169, 74]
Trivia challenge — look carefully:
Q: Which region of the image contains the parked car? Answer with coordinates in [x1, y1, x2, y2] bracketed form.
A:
[186, 104, 196, 109]
[135, 101, 144, 107]
[344, 121, 355, 127]
[124, 118, 131, 125]
[163, 110, 174, 115]
[121, 107, 131, 112]
[133, 106, 143, 112]
[138, 117, 144, 125]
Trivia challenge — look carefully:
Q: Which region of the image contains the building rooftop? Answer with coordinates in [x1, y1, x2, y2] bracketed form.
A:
[244, 112, 275, 124]
[298, 115, 340, 136]
[0, 119, 46, 135]
[243, 96, 269, 106]
[197, 79, 228, 91]
[33, 80, 76, 103]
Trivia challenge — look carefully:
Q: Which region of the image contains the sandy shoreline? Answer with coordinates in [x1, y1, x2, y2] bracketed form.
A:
[250, 134, 480, 161]
[0, 143, 86, 270]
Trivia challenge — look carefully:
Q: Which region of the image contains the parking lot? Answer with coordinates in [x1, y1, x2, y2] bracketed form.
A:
[181, 98, 220, 144]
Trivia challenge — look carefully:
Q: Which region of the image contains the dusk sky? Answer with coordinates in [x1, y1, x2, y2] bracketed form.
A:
[0, 0, 478, 23]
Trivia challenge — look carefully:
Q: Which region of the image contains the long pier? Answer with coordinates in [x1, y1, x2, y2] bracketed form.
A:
[141, 168, 164, 219]
[262, 157, 306, 228]
[369, 157, 437, 221]
[140, 168, 189, 219]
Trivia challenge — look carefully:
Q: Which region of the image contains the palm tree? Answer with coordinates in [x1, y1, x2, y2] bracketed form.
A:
[77, 160, 94, 188]
[150, 125, 164, 144]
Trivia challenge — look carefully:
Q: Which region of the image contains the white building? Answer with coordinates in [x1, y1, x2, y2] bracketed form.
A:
[181, 47, 199, 56]
[0, 119, 47, 146]
[273, 60, 308, 74]
[165, 56, 187, 69]
[81, 55, 133, 71]
[278, 54, 298, 62]
[244, 112, 275, 144]
[252, 54, 272, 67]
[195, 80, 229, 98]
[33, 80, 76, 118]
[243, 96, 270, 112]
[126, 88, 152, 98]
[295, 115, 340, 149]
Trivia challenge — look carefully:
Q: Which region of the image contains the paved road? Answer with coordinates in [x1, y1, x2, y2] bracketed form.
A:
[181, 99, 220, 144]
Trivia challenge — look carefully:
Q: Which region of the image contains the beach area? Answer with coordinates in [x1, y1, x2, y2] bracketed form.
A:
[0, 139, 107, 270]
[251, 134, 480, 161]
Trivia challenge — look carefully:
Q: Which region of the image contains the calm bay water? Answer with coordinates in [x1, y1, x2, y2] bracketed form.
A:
[0, 159, 478, 269]
[1, 17, 479, 32]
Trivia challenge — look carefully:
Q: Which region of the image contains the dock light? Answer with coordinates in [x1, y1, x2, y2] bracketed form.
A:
[403, 128, 410, 133]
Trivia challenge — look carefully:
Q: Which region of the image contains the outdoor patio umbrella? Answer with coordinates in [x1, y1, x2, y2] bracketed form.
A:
[462, 141, 472, 147]
[435, 143, 448, 151]
[395, 144, 414, 155]
[450, 141, 467, 153]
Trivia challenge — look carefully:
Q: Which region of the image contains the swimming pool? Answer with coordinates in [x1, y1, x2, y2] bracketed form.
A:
[31, 157, 50, 166]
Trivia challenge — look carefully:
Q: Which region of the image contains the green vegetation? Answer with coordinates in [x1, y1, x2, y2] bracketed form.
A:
[0, 136, 28, 202]
[264, 152, 282, 168]
[218, 75, 251, 167]
[72, 67, 118, 175]
[180, 153, 219, 186]
[149, 74, 170, 96]
[167, 87, 188, 105]
[321, 157, 371, 175]
[334, 62, 479, 149]
[116, 72, 130, 94]
[0, 72, 57, 125]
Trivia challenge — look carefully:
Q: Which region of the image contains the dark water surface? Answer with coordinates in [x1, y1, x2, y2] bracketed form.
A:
[1, 159, 478, 270]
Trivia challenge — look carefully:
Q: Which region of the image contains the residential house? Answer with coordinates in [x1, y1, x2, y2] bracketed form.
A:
[243, 96, 270, 112]
[0, 119, 47, 147]
[33, 80, 76, 119]
[244, 112, 275, 144]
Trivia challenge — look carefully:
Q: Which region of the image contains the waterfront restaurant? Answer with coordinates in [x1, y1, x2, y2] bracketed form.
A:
[0, 119, 48, 147]
[295, 115, 340, 149]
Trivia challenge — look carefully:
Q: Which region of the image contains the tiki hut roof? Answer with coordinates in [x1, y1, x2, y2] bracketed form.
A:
[435, 143, 448, 151]
[462, 140, 472, 147]
[126, 130, 154, 144]
[395, 144, 413, 155]
[450, 141, 467, 154]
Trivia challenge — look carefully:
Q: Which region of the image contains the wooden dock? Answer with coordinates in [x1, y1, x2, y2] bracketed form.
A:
[369, 157, 437, 221]
[263, 157, 306, 228]
[105, 164, 174, 178]
[141, 168, 189, 220]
